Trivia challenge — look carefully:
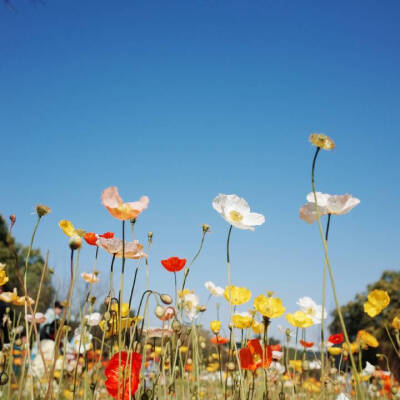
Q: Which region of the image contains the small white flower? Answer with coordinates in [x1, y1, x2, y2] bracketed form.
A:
[362, 361, 376, 376]
[73, 331, 93, 354]
[183, 292, 200, 321]
[270, 361, 285, 374]
[272, 350, 283, 360]
[309, 360, 321, 370]
[336, 393, 350, 400]
[297, 296, 327, 324]
[212, 194, 265, 231]
[85, 312, 101, 327]
[300, 192, 360, 224]
[204, 281, 224, 297]
[26, 312, 47, 324]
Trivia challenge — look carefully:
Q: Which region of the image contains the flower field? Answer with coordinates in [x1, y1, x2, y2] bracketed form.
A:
[0, 134, 399, 400]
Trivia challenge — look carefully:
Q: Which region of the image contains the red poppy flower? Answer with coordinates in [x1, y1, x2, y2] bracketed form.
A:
[105, 351, 141, 400]
[84, 232, 114, 246]
[299, 340, 314, 348]
[161, 257, 186, 272]
[239, 339, 273, 371]
[328, 333, 344, 345]
[210, 336, 229, 345]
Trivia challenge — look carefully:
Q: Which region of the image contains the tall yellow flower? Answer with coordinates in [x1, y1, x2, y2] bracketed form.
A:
[253, 294, 285, 318]
[210, 320, 221, 334]
[224, 286, 251, 305]
[309, 133, 335, 150]
[392, 316, 400, 330]
[328, 347, 343, 356]
[286, 311, 313, 328]
[363, 289, 390, 317]
[0, 264, 9, 286]
[232, 312, 253, 329]
[356, 330, 379, 349]
[59, 220, 85, 237]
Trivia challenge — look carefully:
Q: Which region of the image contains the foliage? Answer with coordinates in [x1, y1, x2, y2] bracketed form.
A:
[0, 215, 54, 311]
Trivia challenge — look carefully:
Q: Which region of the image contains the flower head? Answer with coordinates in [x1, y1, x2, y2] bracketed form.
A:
[210, 320, 221, 334]
[309, 133, 335, 150]
[204, 281, 224, 297]
[253, 295, 285, 319]
[224, 286, 251, 306]
[328, 347, 343, 356]
[356, 330, 379, 349]
[239, 339, 273, 371]
[102, 187, 149, 221]
[85, 313, 102, 327]
[392, 316, 400, 330]
[59, 220, 85, 237]
[286, 311, 313, 328]
[161, 257, 186, 272]
[36, 204, 51, 218]
[0, 288, 18, 303]
[105, 351, 141, 399]
[81, 272, 99, 284]
[97, 237, 146, 259]
[299, 340, 314, 348]
[232, 312, 253, 329]
[297, 297, 326, 324]
[328, 333, 344, 345]
[212, 194, 265, 231]
[0, 264, 9, 287]
[26, 312, 47, 324]
[84, 232, 114, 246]
[210, 336, 229, 345]
[363, 289, 390, 318]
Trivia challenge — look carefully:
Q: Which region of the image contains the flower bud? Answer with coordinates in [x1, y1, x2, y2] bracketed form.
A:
[69, 235, 82, 250]
[172, 320, 181, 333]
[9, 215, 16, 227]
[160, 294, 173, 305]
[36, 204, 51, 218]
[0, 372, 8, 385]
[147, 232, 153, 243]
[198, 305, 207, 313]
[202, 224, 211, 233]
[155, 305, 165, 319]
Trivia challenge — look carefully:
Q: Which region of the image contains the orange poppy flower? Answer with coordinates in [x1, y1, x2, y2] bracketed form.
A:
[239, 339, 273, 371]
[328, 333, 344, 345]
[161, 257, 187, 272]
[102, 187, 149, 221]
[84, 232, 114, 246]
[299, 340, 314, 348]
[105, 351, 141, 400]
[210, 336, 229, 345]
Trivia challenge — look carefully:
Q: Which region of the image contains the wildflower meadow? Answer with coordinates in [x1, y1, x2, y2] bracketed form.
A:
[0, 134, 399, 400]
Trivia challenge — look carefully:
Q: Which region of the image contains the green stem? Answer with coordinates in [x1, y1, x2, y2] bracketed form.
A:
[311, 147, 363, 399]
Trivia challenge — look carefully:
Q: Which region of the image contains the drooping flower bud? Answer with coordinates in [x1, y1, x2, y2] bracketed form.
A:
[36, 204, 51, 218]
[160, 294, 173, 305]
[69, 235, 82, 250]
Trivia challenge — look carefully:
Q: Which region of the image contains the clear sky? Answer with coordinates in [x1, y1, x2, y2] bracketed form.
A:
[1, 0, 400, 341]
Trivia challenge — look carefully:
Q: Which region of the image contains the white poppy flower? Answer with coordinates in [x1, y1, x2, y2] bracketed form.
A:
[85, 312, 101, 326]
[362, 361, 376, 376]
[204, 281, 224, 297]
[309, 360, 321, 370]
[26, 312, 47, 324]
[297, 297, 327, 324]
[212, 194, 265, 231]
[306, 192, 360, 215]
[183, 292, 200, 321]
[73, 331, 93, 354]
[299, 202, 328, 224]
[272, 350, 283, 360]
[270, 361, 285, 374]
[336, 393, 350, 400]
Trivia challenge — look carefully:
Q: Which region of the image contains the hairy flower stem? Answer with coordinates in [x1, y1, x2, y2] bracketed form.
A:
[311, 147, 363, 399]
[117, 220, 126, 400]
[320, 213, 331, 393]
[181, 229, 207, 291]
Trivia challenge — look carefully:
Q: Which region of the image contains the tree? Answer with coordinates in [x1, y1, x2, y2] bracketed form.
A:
[329, 270, 400, 379]
[0, 214, 54, 312]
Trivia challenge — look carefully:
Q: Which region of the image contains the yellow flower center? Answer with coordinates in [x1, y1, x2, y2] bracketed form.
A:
[229, 210, 243, 223]
[306, 307, 316, 316]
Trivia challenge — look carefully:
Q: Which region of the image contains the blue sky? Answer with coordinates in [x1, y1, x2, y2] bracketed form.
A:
[1, 0, 400, 340]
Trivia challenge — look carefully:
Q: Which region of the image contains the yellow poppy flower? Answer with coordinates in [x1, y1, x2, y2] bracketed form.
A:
[0, 264, 9, 287]
[111, 302, 130, 318]
[12, 296, 35, 307]
[232, 313, 253, 329]
[99, 316, 141, 338]
[309, 133, 335, 150]
[0, 288, 18, 303]
[327, 347, 343, 356]
[224, 286, 251, 305]
[179, 346, 188, 353]
[356, 330, 379, 349]
[59, 220, 85, 237]
[251, 321, 265, 335]
[289, 360, 302, 372]
[253, 295, 285, 318]
[392, 316, 400, 330]
[363, 289, 390, 317]
[286, 311, 314, 328]
[342, 342, 359, 354]
[210, 320, 221, 334]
